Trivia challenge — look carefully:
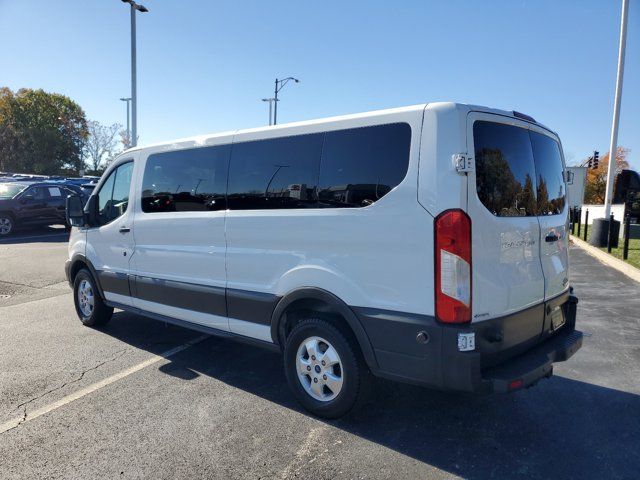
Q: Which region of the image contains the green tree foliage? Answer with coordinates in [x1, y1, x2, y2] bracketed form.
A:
[0, 87, 88, 175]
[476, 148, 536, 216]
[537, 176, 549, 214]
[521, 173, 537, 215]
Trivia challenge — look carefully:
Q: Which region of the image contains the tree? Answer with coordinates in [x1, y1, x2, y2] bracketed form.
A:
[83, 120, 122, 174]
[583, 147, 630, 204]
[119, 128, 132, 150]
[0, 87, 88, 175]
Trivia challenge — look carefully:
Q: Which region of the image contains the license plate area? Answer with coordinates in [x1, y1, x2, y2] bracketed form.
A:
[549, 306, 566, 331]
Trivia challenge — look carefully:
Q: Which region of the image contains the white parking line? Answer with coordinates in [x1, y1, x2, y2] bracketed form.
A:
[0, 334, 209, 434]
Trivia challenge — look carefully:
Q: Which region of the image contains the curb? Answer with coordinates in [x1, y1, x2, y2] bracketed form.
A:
[570, 235, 640, 283]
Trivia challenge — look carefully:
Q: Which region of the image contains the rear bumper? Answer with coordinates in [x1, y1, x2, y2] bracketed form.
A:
[355, 292, 581, 393]
[482, 327, 582, 393]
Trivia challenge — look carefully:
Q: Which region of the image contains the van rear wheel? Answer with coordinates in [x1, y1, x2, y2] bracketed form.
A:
[284, 318, 370, 419]
[73, 269, 113, 327]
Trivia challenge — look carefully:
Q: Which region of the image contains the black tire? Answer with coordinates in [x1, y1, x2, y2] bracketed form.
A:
[73, 269, 113, 327]
[0, 213, 15, 236]
[284, 317, 371, 419]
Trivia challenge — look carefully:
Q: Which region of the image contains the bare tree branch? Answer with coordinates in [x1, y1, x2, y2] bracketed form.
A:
[83, 120, 122, 173]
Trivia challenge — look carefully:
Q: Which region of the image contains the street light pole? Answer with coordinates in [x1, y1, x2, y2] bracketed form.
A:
[121, 0, 148, 147]
[261, 98, 277, 126]
[130, 5, 137, 147]
[273, 78, 279, 125]
[120, 97, 131, 147]
[603, 0, 629, 218]
[264, 165, 290, 197]
[273, 76, 299, 125]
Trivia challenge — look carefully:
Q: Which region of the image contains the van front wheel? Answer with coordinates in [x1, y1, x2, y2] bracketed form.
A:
[284, 318, 369, 418]
[73, 269, 113, 327]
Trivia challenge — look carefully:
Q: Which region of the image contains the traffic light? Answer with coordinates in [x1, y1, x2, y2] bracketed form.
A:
[593, 151, 599, 169]
[588, 157, 593, 168]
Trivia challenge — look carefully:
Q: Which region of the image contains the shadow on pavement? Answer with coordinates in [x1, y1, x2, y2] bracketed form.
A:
[0, 226, 69, 244]
[101, 311, 640, 480]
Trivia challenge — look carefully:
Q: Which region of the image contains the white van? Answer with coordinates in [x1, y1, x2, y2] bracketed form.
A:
[65, 102, 582, 418]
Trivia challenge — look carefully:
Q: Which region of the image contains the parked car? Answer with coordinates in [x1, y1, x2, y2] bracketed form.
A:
[64, 102, 582, 418]
[9, 173, 50, 181]
[63, 177, 99, 186]
[60, 183, 92, 205]
[0, 181, 78, 236]
[41, 180, 92, 205]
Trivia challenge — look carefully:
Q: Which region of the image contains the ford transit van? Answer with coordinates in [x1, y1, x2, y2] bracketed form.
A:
[65, 103, 582, 418]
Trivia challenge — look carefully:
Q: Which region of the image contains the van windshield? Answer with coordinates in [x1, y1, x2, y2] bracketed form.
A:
[474, 121, 565, 217]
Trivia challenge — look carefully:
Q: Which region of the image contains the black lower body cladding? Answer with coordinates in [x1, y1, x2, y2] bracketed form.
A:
[355, 292, 582, 392]
[65, 257, 582, 394]
[133, 275, 227, 316]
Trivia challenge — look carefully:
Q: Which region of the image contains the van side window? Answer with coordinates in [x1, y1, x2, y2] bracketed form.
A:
[141, 146, 230, 213]
[318, 123, 411, 208]
[227, 134, 324, 210]
[474, 121, 537, 217]
[530, 131, 566, 215]
[97, 162, 133, 225]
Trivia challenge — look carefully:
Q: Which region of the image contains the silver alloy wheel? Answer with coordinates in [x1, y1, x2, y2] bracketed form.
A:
[77, 279, 95, 317]
[0, 217, 12, 235]
[296, 336, 344, 402]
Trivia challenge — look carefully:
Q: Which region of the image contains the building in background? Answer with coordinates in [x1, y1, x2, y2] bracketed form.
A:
[567, 166, 588, 210]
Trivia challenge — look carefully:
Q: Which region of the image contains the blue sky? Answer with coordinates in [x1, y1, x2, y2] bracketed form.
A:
[1, 0, 638, 168]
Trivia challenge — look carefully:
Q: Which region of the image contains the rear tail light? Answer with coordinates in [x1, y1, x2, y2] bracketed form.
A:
[435, 209, 472, 323]
[508, 379, 524, 391]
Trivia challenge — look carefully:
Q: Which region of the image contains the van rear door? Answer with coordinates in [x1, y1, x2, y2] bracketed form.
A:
[528, 127, 570, 301]
[466, 113, 546, 321]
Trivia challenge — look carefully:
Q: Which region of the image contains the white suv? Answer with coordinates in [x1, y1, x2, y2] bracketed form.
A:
[65, 102, 582, 418]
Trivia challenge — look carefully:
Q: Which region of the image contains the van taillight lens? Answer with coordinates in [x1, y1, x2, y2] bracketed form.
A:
[435, 209, 471, 323]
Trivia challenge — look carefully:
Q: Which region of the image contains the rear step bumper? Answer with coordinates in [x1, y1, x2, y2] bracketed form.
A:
[481, 328, 583, 393]
[356, 293, 582, 393]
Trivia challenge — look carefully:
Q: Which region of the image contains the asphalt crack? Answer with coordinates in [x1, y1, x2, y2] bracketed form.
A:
[12, 348, 129, 428]
[0, 288, 70, 309]
[279, 425, 336, 479]
[0, 278, 48, 290]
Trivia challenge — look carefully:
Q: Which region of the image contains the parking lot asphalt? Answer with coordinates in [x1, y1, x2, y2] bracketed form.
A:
[0, 226, 70, 307]
[0, 234, 639, 480]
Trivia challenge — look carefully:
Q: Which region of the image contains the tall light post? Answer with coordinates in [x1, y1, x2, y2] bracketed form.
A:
[120, 97, 132, 147]
[273, 77, 299, 125]
[121, 0, 148, 147]
[590, 0, 629, 247]
[603, 0, 629, 219]
[261, 98, 277, 126]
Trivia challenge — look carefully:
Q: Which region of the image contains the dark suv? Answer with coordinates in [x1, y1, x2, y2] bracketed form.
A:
[0, 182, 78, 236]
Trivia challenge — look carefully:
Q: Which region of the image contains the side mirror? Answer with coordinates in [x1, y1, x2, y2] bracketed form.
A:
[66, 195, 85, 227]
[20, 194, 34, 204]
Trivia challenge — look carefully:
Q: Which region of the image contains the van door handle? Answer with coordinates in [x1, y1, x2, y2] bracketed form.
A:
[119, 227, 131, 233]
[545, 233, 559, 242]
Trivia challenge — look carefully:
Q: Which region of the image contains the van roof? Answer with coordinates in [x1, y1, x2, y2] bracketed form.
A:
[123, 102, 554, 154]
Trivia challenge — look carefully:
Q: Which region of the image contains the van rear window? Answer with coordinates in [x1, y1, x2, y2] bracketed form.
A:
[473, 121, 565, 217]
[530, 131, 566, 215]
